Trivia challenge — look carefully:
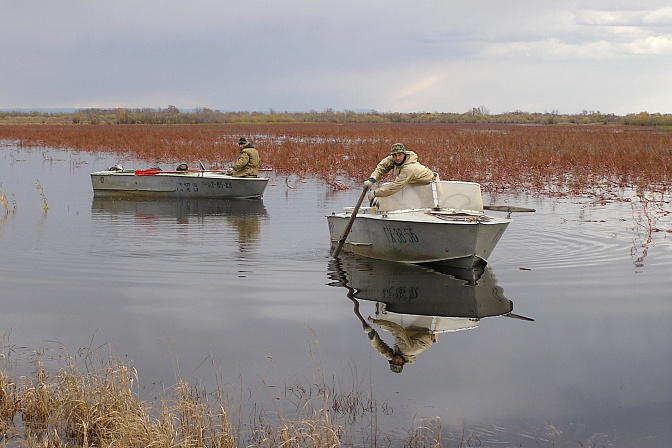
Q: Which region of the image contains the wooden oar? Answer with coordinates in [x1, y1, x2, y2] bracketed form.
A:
[503, 312, 535, 322]
[332, 259, 369, 327]
[483, 205, 536, 213]
[332, 185, 370, 258]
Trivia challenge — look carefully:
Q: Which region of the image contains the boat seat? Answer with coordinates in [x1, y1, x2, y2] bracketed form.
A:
[376, 181, 484, 212]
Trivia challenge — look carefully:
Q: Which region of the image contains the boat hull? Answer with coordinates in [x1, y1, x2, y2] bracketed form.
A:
[327, 209, 510, 268]
[90, 170, 269, 199]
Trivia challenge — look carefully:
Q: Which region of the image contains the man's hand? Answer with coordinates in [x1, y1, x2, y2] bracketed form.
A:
[368, 191, 377, 206]
[364, 178, 375, 188]
[363, 323, 375, 339]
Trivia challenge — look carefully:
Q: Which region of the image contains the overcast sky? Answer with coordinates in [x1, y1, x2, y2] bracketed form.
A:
[2, 1, 671, 115]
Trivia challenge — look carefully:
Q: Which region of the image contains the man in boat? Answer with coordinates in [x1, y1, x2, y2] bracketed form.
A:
[225, 137, 260, 177]
[364, 142, 438, 201]
[363, 315, 438, 373]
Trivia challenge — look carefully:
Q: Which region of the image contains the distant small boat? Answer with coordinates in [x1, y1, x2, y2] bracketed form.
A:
[328, 181, 533, 268]
[90, 168, 269, 199]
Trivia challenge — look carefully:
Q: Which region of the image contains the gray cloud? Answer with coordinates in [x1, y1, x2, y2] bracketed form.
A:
[1, 1, 670, 113]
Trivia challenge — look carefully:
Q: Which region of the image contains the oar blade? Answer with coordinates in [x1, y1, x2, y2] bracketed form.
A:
[484, 205, 536, 213]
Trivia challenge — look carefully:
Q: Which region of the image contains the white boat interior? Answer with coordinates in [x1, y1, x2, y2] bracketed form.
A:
[375, 180, 484, 213]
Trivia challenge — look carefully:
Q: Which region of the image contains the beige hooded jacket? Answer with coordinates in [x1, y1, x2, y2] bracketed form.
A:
[369, 150, 435, 197]
[368, 318, 437, 365]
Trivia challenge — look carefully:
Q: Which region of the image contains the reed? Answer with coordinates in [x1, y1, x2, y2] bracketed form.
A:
[0, 341, 368, 448]
[1, 123, 671, 196]
[0, 191, 10, 215]
[0, 369, 18, 439]
[0, 337, 618, 448]
[35, 180, 48, 214]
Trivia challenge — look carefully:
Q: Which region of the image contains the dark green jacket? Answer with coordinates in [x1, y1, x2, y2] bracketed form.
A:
[232, 144, 260, 177]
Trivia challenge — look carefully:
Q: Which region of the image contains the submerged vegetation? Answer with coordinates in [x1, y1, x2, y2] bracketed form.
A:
[0, 191, 15, 215]
[35, 180, 48, 214]
[1, 122, 671, 195]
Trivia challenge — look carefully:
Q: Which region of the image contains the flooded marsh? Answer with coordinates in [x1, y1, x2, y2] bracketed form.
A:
[2, 122, 672, 195]
[1, 137, 672, 446]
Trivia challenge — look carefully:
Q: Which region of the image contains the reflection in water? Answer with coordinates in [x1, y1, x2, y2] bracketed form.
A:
[328, 255, 533, 373]
[91, 196, 268, 253]
[628, 193, 669, 270]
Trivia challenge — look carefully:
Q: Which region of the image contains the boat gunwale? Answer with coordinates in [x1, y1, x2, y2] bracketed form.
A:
[334, 207, 511, 224]
[90, 170, 269, 181]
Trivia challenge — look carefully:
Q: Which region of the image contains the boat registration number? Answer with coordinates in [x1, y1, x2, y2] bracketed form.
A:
[382, 227, 419, 244]
[382, 286, 419, 300]
[177, 181, 234, 191]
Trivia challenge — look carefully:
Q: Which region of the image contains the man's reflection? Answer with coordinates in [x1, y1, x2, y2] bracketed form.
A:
[328, 255, 532, 373]
[363, 305, 437, 373]
[226, 213, 261, 254]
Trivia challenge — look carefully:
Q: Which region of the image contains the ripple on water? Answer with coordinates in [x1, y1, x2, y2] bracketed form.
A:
[492, 196, 672, 271]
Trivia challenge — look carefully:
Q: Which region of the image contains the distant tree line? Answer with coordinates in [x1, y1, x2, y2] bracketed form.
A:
[1, 106, 671, 127]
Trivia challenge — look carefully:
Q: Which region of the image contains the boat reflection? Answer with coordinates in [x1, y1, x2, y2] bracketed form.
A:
[327, 254, 533, 373]
[91, 196, 268, 251]
[92, 196, 267, 219]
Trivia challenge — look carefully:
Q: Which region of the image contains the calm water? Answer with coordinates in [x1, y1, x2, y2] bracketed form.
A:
[1, 145, 671, 447]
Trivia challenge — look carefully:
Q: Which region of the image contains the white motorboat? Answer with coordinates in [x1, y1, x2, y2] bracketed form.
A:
[328, 181, 530, 268]
[90, 168, 269, 199]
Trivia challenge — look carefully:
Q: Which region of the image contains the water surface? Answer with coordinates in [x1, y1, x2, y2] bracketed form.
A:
[1, 145, 671, 446]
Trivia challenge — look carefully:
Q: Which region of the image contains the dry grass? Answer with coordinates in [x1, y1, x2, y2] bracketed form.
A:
[0, 190, 16, 218]
[0, 335, 621, 448]
[0, 344, 239, 448]
[0, 338, 382, 448]
[1, 123, 671, 195]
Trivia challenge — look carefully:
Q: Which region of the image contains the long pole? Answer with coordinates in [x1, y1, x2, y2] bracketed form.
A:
[332, 185, 370, 258]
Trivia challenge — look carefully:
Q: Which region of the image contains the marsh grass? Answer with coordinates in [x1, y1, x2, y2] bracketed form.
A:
[0, 193, 8, 214]
[1, 123, 671, 196]
[0, 335, 621, 448]
[35, 180, 48, 214]
[0, 338, 385, 448]
[0, 342, 240, 448]
[0, 190, 16, 216]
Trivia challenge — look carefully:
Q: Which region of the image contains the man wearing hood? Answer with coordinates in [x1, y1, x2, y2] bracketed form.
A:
[225, 137, 260, 177]
[364, 143, 437, 201]
[363, 314, 438, 373]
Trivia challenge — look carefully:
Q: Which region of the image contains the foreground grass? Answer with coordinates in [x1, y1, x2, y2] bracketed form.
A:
[0, 338, 619, 448]
[1, 123, 671, 195]
[0, 339, 446, 448]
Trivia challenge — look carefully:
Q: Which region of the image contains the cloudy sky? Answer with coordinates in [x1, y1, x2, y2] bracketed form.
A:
[2, 1, 671, 115]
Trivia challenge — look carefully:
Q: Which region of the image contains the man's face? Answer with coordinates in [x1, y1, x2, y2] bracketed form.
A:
[392, 152, 406, 164]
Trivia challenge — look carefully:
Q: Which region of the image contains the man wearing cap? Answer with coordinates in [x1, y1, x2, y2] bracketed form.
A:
[225, 137, 260, 177]
[364, 143, 437, 200]
[363, 314, 438, 374]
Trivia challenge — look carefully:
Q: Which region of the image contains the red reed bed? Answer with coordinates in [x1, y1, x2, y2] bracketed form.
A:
[1, 123, 671, 195]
